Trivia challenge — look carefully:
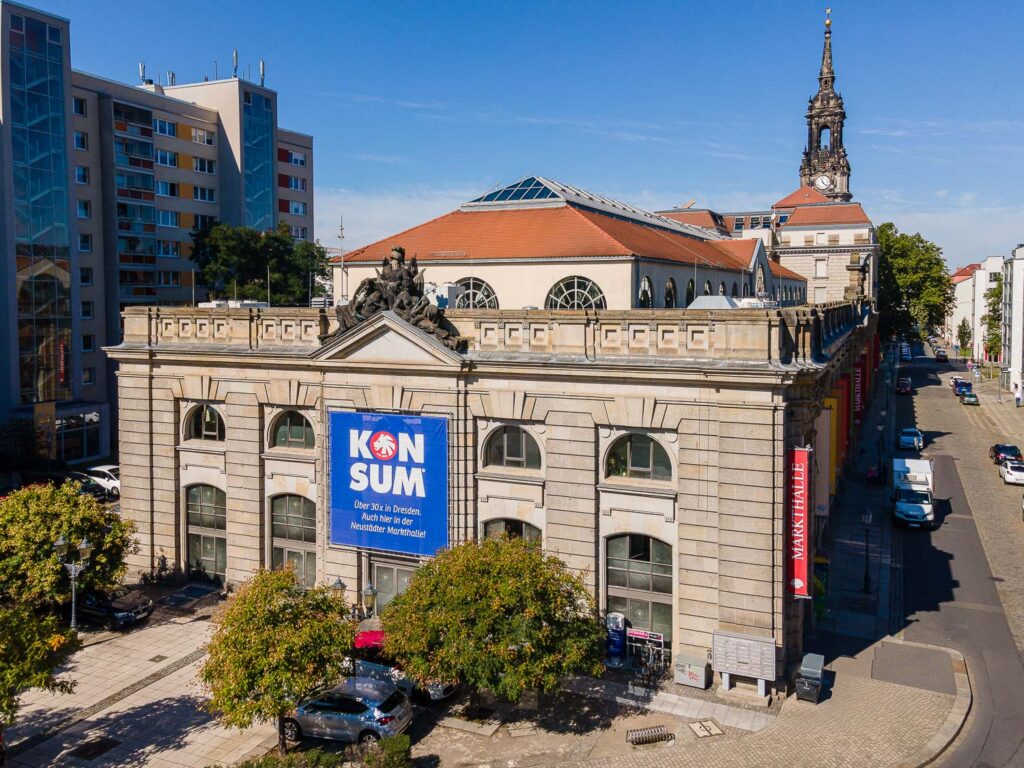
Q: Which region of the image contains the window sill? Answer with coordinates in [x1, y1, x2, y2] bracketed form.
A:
[597, 480, 675, 499]
[262, 450, 316, 463]
[477, 470, 544, 486]
[177, 442, 226, 455]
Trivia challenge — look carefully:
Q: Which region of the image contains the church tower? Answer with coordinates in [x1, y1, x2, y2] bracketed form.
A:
[799, 9, 852, 201]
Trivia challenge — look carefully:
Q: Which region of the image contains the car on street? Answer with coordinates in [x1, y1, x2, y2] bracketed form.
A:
[898, 428, 925, 450]
[896, 378, 913, 395]
[949, 375, 964, 390]
[66, 471, 110, 500]
[282, 677, 413, 746]
[954, 380, 973, 397]
[77, 586, 154, 630]
[349, 630, 458, 703]
[999, 461, 1024, 485]
[86, 465, 120, 497]
[935, 349, 948, 361]
[961, 392, 980, 405]
[990, 444, 1024, 465]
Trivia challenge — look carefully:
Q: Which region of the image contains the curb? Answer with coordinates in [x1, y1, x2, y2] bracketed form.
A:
[889, 636, 971, 768]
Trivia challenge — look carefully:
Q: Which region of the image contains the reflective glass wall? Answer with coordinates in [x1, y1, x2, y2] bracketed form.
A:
[9, 13, 72, 404]
[242, 90, 273, 231]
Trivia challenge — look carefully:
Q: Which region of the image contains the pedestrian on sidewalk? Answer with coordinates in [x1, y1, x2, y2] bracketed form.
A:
[1015, 382, 1021, 408]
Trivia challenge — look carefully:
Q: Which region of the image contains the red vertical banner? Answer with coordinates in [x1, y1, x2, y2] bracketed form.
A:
[854, 359, 865, 417]
[788, 447, 812, 599]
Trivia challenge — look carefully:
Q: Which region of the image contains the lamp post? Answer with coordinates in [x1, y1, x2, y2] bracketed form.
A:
[55, 535, 93, 630]
[361, 583, 378, 618]
[330, 577, 347, 605]
[861, 510, 873, 594]
[876, 421, 885, 477]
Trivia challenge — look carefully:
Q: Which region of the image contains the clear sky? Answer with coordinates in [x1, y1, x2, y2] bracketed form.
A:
[45, 0, 1024, 268]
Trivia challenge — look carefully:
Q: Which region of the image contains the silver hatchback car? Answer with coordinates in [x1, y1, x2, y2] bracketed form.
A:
[283, 677, 412, 745]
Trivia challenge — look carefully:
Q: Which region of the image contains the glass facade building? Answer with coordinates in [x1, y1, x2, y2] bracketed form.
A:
[9, 10, 72, 404]
[242, 90, 273, 231]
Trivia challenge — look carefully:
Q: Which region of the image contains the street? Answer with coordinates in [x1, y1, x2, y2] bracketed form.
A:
[898, 345, 1024, 767]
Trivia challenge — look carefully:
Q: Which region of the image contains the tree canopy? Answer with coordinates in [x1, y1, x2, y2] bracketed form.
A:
[0, 604, 78, 726]
[381, 537, 605, 704]
[957, 318, 972, 356]
[876, 222, 953, 339]
[199, 568, 356, 753]
[982, 274, 1003, 361]
[190, 222, 331, 306]
[0, 482, 137, 608]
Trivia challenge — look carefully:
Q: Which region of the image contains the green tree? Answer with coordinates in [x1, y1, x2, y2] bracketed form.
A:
[190, 223, 330, 306]
[981, 274, 1003, 361]
[199, 568, 356, 754]
[956, 318, 972, 357]
[0, 482, 138, 608]
[876, 222, 954, 339]
[0, 604, 79, 730]
[381, 537, 605, 708]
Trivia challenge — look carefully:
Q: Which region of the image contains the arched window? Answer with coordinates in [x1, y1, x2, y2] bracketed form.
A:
[772, 286, 778, 301]
[454, 277, 499, 309]
[820, 126, 831, 150]
[483, 519, 541, 543]
[271, 494, 316, 588]
[485, 426, 541, 470]
[638, 276, 653, 309]
[685, 279, 695, 307]
[188, 405, 225, 441]
[545, 276, 607, 310]
[718, 281, 726, 296]
[605, 434, 671, 481]
[271, 410, 314, 450]
[664, 278, 677, 309]
[186, 484, 226, 530]
[703, 281, 712, 296]
[606, 534, 673, 643]
[186, 484, 227, 583]
[731, 282, 739, 297]
[743, 282, 750, 297]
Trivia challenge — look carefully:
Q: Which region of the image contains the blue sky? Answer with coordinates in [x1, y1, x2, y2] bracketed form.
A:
[47, 0, 1024, 267]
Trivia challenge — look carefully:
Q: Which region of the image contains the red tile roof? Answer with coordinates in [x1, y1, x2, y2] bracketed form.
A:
[768, 259, 806, 281]
[773, 186, 831, 209]
[340, 204, 753, 271]
[659, 209, 728, 233]
[781, 203, 871, 227]
[951, 263, 981, 283]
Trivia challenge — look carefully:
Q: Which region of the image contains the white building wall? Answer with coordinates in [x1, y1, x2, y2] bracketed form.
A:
[1002, 246, 1024, 392]
[972, 256, 1004, 361]
[946, 277, 975, 352]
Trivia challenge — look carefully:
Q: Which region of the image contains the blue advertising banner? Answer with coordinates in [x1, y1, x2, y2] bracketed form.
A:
[329, 411, 449, 556]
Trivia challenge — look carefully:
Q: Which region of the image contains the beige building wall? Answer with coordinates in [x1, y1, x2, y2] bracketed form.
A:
[277, 128, 314, 241]
[776, 223, 876, 303]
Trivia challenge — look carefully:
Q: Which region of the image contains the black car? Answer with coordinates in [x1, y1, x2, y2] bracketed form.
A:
[990, 444, 1024, 465]
[78, 587, 154, 630]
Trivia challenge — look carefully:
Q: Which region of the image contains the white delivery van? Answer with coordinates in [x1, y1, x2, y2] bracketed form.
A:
[892, 457, 935, 528]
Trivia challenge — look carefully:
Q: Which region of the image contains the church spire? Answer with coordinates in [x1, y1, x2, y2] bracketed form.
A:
[819, 8, 835, 90]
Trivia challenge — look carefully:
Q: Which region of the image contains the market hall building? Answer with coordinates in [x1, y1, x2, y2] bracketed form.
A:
[109, 182, 879, 692]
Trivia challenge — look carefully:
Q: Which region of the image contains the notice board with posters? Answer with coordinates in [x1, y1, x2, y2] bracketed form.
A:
[328, 411, 449, 557]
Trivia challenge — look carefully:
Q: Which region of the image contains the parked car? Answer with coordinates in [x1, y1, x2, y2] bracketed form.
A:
[954, 380, 973, 396]
[86, 465, 120, 497]
[949, 376, 964, 390]
[999, 461, 1024, 485]
[896, 378, 913, 395]
[66, 471, 110, 500]
[77, 586, 154, 630]
[990, 444, 1024, 465]
[350, 630, 458, 703]
[898, 428, 925, 450]
[961, 392, 980, 405]
[282, 677, 413, 746]
[935, 349, 948, 362]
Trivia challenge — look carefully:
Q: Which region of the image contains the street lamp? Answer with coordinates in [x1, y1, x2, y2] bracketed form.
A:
[330, 577, 347, 605]
[876, 422, 885, 477]
[861, 511, 873, 594]
[361, 583, 378, 618]
[55, 535, 93, 630]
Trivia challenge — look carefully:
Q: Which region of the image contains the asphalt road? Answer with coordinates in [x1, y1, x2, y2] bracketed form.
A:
[897, 345, 1024, 768]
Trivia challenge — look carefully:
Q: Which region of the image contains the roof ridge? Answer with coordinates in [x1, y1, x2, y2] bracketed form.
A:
[342, 208, 463, 262]
[564, 206, 637, 254]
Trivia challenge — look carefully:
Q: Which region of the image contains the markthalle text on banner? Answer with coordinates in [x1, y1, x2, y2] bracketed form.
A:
[788, 447, 812, 599]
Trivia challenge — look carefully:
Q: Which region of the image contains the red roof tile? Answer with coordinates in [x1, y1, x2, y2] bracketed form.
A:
[773, 186, 831, 209]
[659, 209, 728, 233]
[768, 259, 806, 281]
[782, 203, 871, 227]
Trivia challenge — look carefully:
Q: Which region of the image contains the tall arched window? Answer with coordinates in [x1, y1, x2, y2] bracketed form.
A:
[545, 276, 607, 310]
[188, 405, 225, 441]
[703, 281, 712, 296]
[685, 279, 695, 307]
[455, 277, 499, 309]
[485, 426, 541, 470]
[664, 278, 677, 309]
[731, 282, 739, 297]
[606, 534, 673, 643]
[605, 434, 671, 481]
[186, 484, 227, 584]
[637, 276, 653, 309]
[272, 494, 316, 588]
[743, 282, 750, 297]
[820, 126, 831, 150]
[271, 410, 314, 450]
[718, 281, 726, 295]
[484, 519, 541, 543]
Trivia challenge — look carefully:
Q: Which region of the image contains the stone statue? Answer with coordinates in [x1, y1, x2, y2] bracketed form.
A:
[322, 245, 462, 350]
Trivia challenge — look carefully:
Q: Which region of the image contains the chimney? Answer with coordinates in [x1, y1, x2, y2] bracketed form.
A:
[138, 61, 145, 83]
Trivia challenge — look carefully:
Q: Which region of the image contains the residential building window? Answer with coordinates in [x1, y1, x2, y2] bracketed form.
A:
[73, 131, 87, 150]
[289, 225, 308, 239]
[734, 216, 745, 230]
[82, 334, 95, 352]
[156, 180, 178, 197]
[288, 151, 306, 166]
[72, 97, 87, 116]
[194, 214, 216, 230]
[77, 200, 91, 219]
[484, 519, 541, 543]
[192, 127, 215, 146]
[271, 411, 315, 450]
[193, 157, 215, 174]
[454, 277, 499, 309]
[186, 485, 227, 584]
[193, 186, 216, 203]
[484, 426, 541, 470]
[373, 563, 415, 611]
[271, 495, 316, 589]
[79, 233, 92, 252]
[289, 200, 307, 216]
[75, 165, 89, 184]
[750, 215, 761, 228]
[187, 405, 225, 441]
[157, 270, 180, 286]
[815, 232, 828, 245]
[605, 434, 671, 481]
[83, 367, 95, 386]
[155, 149, 178, 167]
[814, 286, 828, 303]
[287, 176, 306, 191]
[606, 534, 673, 645]
[157, 240, 181, 257]
[545, 276, 607, 310]
[81, 301, 93, 319]
[153, 118, 177, 136]
[80, 267, 93, 286]
[815, 259, 827, 279]
[157, 210, 180, 227]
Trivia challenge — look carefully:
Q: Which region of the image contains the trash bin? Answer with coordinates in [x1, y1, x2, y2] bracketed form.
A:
[795, 653, 824, 703]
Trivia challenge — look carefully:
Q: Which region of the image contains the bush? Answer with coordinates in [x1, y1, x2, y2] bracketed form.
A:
[362, 735, 412, 768]
[213, 747, 345, 768]
[214, 737, 411, 768]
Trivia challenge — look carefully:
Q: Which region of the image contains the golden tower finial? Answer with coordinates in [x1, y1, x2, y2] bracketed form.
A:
[825, 8, 832, 29]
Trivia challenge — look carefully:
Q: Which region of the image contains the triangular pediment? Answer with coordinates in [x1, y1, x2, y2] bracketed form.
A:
[313, 311, 464, 366]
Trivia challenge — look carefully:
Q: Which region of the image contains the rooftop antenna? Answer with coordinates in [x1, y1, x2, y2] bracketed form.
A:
[214, 59, 218, 79]
[259, 59, 265, 87]
[232, 49, 238, 78]
[138, 61, 145, 83]
[169, 71, 176, 86]
[338, 215, 345, 247]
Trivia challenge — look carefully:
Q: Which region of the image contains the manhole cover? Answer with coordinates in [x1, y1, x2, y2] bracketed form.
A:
[148, 654, 168, 663]
[68, 736, 120, 760]
[688, 720, 723, 738]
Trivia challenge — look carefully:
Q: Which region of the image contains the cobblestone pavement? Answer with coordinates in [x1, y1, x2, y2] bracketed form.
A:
[7, 610, 275, 767]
